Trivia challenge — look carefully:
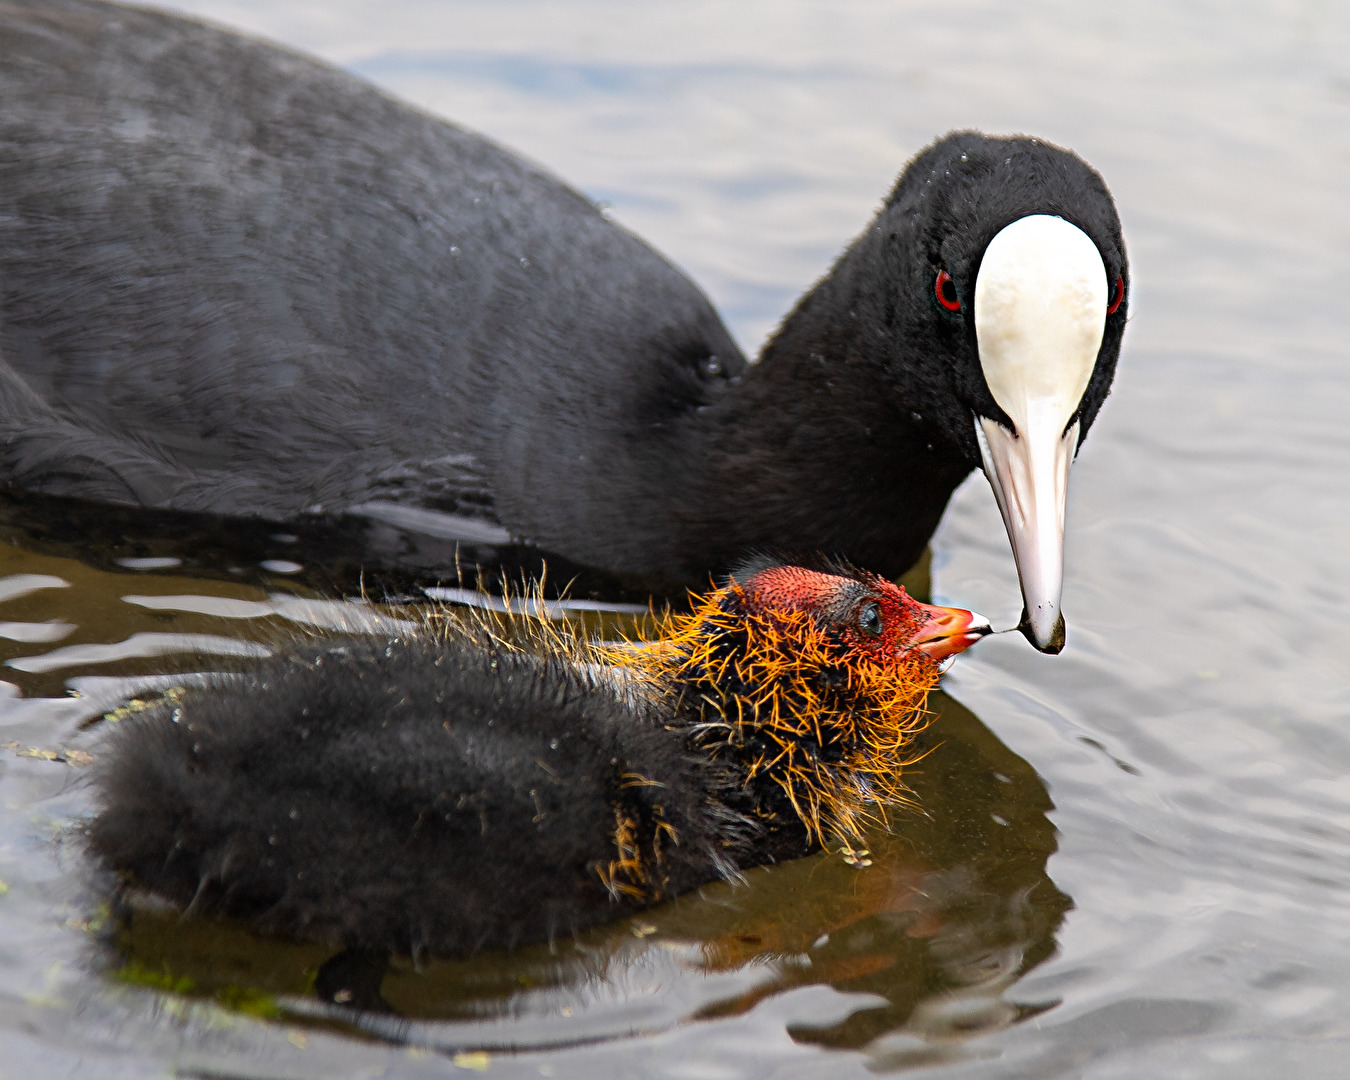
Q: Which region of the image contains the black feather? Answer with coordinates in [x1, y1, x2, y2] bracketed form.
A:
[89, 632, 740, 958]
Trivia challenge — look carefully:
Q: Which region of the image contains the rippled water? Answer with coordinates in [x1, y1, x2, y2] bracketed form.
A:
[2, 0, 1349, 1075]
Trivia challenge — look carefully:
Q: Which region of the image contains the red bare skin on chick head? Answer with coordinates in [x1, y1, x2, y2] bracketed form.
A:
[731, 564, 929, 663]
[730, 563, 988, 665]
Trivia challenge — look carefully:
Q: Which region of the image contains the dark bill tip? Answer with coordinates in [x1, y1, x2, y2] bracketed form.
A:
[1019, 608, 1066, 654]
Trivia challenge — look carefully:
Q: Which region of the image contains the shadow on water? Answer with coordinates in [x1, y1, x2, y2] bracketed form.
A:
[105, 691, 1069, 1056]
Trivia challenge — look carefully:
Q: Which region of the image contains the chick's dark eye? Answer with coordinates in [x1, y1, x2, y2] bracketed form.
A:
[1107, 276, 1125, 315]
[857, 602, 883, 638]
[934, 269, 961, 312]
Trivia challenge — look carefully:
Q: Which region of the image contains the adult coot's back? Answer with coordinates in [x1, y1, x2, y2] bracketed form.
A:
[0, 0, 1128, 650]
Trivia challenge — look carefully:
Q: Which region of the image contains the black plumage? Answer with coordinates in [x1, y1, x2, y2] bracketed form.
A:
[89, 633, 738, 958]
[0, 0, 1127, 587]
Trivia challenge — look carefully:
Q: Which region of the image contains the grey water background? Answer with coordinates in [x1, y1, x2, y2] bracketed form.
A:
[1, 0, 1349, 1075]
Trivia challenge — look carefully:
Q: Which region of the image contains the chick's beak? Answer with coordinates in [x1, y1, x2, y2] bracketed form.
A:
[907, 602, 993, 662]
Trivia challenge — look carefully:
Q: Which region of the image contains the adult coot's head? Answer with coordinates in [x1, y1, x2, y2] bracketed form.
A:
[895, 134, 1126, 651]
[891, 134, 1127, 651]
[728, 132, 1127, 653]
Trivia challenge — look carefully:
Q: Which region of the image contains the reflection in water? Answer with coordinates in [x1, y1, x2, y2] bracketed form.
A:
[688, 691, 1066, 1051]
[107, 690, 1067, 1055]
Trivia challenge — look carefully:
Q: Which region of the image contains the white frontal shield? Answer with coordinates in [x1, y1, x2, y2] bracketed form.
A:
[973, 215, 1107, 653]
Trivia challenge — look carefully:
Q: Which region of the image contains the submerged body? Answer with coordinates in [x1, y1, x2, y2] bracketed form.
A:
[89, 563, 988, 958]
[0, 1, 1127, 647]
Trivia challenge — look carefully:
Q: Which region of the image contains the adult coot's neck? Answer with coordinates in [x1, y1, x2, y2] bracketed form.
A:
[675, 241, 976, 582]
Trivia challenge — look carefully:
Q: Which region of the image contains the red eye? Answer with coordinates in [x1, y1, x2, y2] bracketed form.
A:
[1107, 276, 1125, 315]
[934, 269, 961, 312]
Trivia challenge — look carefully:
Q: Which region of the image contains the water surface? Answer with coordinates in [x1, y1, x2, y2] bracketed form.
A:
[1, 0, 1349, 1075]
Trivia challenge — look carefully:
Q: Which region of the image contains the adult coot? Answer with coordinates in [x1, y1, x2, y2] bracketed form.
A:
[0, 1, 1128, 650]
[89, 560, 990, 958]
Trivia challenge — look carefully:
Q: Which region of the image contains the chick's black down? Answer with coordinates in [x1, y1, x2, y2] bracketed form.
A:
[89, 636, 734, 957]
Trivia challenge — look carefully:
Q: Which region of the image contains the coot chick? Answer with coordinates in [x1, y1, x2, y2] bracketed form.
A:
[0, 1, 1128, 650]
[89, 561, 989, 958]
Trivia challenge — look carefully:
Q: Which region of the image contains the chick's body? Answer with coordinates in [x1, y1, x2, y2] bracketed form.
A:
[89, 563, 985, 958]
